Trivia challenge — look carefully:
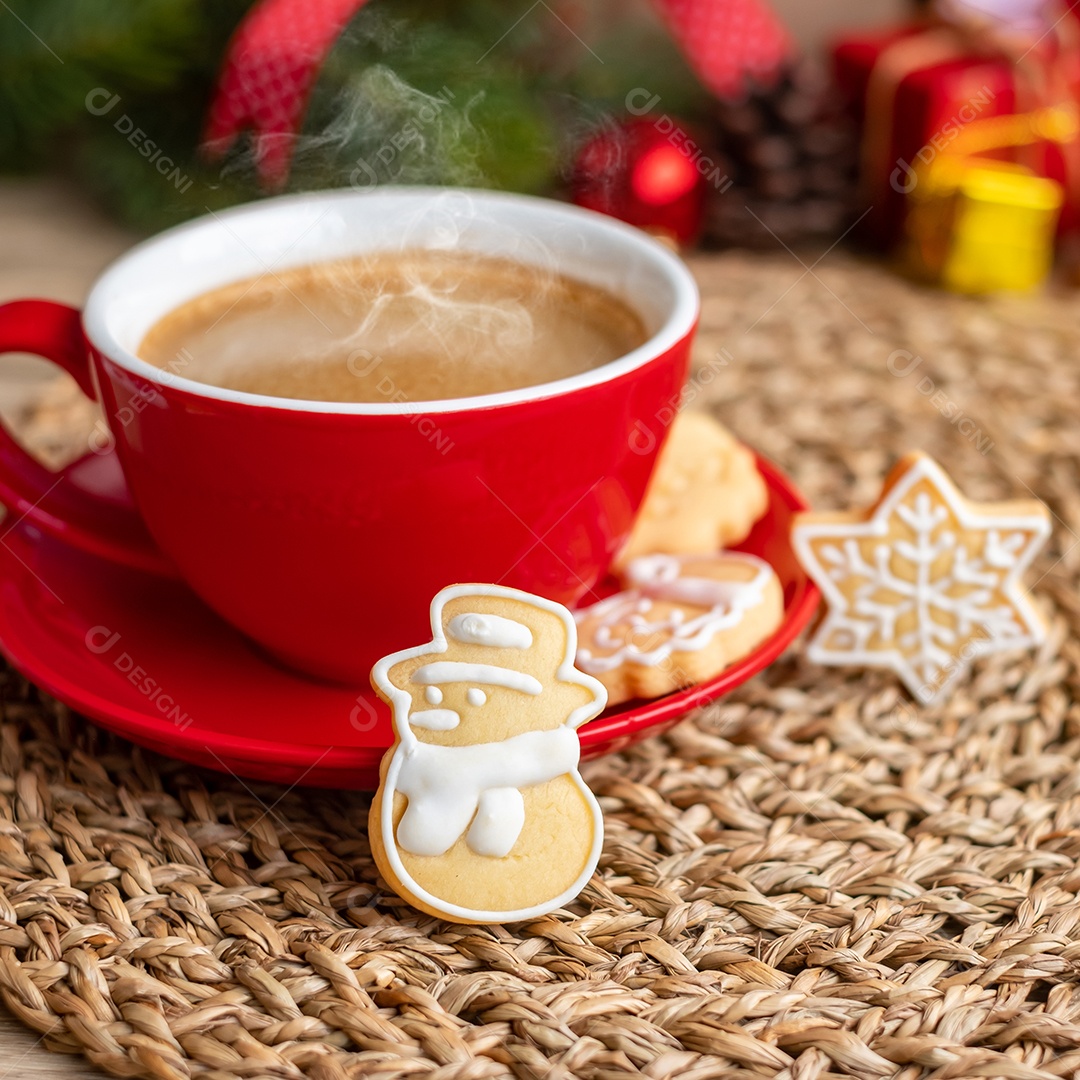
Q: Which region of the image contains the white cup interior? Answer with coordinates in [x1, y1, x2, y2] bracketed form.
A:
[83, 187, 700, 414]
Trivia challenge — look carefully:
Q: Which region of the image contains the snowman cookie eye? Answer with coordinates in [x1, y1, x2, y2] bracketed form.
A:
[467, 687, 486, 707]
[425, 686, 443, 705]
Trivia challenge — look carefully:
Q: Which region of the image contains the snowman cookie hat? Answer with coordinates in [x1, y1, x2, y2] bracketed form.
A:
[373, 583, 606, 741]
[369, 583, 608, 924]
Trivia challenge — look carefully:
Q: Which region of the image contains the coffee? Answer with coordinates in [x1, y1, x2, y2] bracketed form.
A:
[138, 250, 647, 403]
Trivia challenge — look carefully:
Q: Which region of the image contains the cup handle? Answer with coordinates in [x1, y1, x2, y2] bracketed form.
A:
[0, 299, 174, 575]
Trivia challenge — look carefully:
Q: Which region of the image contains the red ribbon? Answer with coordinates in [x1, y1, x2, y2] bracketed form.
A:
[202, 0, 370, 189]
[651, 0, 792, 99]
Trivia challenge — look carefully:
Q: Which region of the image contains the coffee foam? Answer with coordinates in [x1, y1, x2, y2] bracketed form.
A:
[138, 249, 647, 404]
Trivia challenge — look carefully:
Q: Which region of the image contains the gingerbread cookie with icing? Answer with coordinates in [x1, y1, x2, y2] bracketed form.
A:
[792, 452, 1050, 704]
[369, 585, 607, 923]
[575, 551, 784, 705]
[615, 411, 768, 570]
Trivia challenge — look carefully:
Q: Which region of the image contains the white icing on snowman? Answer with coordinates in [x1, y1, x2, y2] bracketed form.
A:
[411, 661, 543, 696]
[575, 552, 773, 673]
[407, 709, 460, 731]
[448, 612, 533, 649]
[392, 727, 581, 858]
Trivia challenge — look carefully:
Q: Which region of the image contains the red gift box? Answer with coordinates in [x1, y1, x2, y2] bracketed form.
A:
[833, 20, 1080, 249]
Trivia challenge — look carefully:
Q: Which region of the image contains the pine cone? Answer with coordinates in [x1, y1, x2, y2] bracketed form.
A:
[706, 59, 859, 248]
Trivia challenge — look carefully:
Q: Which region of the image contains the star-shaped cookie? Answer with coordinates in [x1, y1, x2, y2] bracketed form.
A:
[792, 453, 1051, 704]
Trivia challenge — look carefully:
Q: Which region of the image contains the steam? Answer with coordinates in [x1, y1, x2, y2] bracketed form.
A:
[338, 257, 541, 361]
[294, 66, 488, 191]
[191, 33, 646, 404]
[329, 191, 566, 366]
[228, 58, 558, 374]
[296, 242, 563, 397]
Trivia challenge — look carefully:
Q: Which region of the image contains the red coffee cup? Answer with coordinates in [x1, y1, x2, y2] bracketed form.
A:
[0, 188, 698, 681]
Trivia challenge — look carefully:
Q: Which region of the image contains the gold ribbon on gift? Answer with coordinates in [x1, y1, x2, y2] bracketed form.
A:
[944, 101, 1080, 155]
[858, 7, 1080, 290]
[902, 104, 1074, 291]
[859, 10, 1080, 223]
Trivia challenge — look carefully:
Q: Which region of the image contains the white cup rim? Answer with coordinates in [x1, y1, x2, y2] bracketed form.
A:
[82, 186, 700, 416]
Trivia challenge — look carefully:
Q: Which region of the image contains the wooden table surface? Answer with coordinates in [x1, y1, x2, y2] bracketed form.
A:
[0, 178, 135, 1079]
[0, 1014, 104, 1079]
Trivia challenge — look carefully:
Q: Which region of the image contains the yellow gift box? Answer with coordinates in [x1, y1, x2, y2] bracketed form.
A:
[904, 157, 1063, 293]
[901, 104, 1077, 293]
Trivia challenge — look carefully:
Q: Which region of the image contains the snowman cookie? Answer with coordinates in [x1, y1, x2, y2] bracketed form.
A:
[615, 411, 768, 570]
[575, 552, 783, 705]
[369, 585, 607, 923]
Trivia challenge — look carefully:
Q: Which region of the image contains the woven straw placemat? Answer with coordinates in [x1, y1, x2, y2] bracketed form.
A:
[6, 250, 1080, 1080]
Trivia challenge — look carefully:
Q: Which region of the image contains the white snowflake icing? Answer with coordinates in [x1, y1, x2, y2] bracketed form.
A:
[793, 456, 1050, 703]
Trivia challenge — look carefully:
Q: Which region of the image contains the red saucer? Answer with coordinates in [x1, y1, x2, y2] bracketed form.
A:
[0, 456, 818, 788]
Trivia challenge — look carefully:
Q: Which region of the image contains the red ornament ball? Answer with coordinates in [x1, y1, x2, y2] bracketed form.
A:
[571, 117, 710, 245]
